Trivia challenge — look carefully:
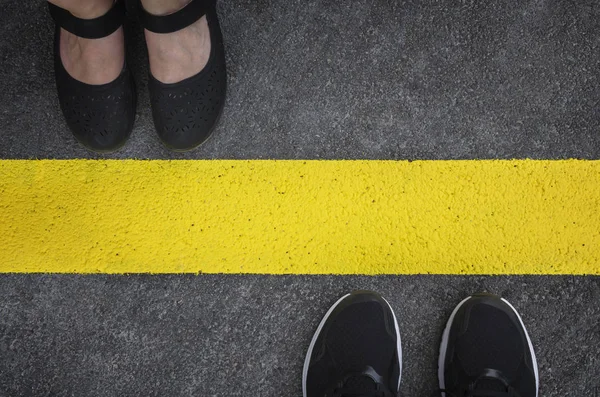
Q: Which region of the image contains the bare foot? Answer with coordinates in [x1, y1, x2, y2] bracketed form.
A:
[55, 0, 124, 85]
[144, 13, 211, 84]
[60, 27, 125, 85]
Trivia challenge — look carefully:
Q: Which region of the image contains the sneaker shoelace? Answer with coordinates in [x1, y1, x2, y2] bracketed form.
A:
[440, 391, 520, 397]
[333, 374, 388, 397]
[335, 392, 385, 397]
[440, 381, 522, 397]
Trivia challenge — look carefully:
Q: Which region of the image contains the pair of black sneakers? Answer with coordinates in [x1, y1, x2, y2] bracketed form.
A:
[303, 291, 538, 397]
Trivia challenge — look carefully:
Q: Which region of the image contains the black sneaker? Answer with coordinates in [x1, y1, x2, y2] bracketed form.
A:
[303, 291, 401, 397]
[438, 293, 539, 397]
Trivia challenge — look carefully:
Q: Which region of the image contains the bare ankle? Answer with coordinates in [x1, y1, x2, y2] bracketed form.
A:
[141, 0, 190, 16]
[50, 0, 114, 19]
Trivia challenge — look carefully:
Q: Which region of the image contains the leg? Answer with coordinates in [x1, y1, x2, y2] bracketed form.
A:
[139, 0, 190, 15]
[439, 293, 539, 397]
[47, 0, 124, 85]
[47, 0, 113, 19]
[141, 0, 211, 84]
[303, 291, 402, 397]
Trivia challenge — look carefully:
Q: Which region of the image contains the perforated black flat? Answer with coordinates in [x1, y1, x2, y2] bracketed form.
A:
[48, 1, 136, 153]
[138, 0, 227, 151]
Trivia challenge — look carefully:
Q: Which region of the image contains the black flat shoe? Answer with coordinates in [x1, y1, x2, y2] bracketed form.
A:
[48, 1, 136, 153]
[138, 0, 227, 151]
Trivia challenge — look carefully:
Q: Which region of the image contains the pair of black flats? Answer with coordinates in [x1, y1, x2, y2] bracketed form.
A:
[48, 0, 226, 152]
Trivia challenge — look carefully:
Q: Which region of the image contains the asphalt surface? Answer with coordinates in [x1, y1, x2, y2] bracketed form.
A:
[0, 0, 599, 159]
[0, 275, 599, 397]
[0, 0, 599, 396]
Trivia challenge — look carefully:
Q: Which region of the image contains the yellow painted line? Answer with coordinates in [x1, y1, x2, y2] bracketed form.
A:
[0, 159, 598, 274]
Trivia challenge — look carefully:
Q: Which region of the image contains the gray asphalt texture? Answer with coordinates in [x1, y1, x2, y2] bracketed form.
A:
[1, 0, 600, 396]
[1, 0, 599, 159]
[0, 275, 598, 397]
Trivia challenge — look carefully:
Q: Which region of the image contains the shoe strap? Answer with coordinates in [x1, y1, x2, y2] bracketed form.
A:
[48, 1, 125, 39]
[138, 0, 209, 34]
